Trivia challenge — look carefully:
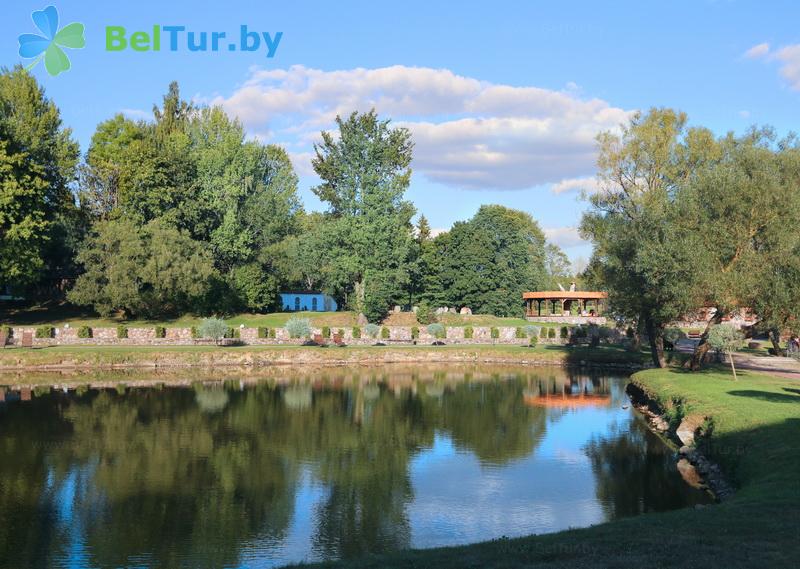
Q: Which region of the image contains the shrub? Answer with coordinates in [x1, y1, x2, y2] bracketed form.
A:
[515, 326, 526, 339]
[416, 303, 436, 325]
[381, 326, 390, 340]
[548, 327, 556, 339]
[77, 326, 92, 339]
[35, 325, 54, 339]
[707, 325, 744, 378]
[199, 318, 228, 344]
[365, 323, 380, 339]
[411, 326, 420, 340]
[490, 327, 500, 339]
[560, 326, 569, 339]
[523, 325, 540, 340]
[540, 327, 547, 338]
[574, 326, 588, 339]
[464, 326, 474, 339]
[286, 316, 312, 339]
[529, 335, 538, 348]
[321, 326, 331, 339]
[257, 327, 269, 339]
[268, 328, 276, 339]
[154, 326, 166, 339]
[427, 323, 445, 339]
[0, 326, 11, 339]
[190, 326, 198, 339]
[664, 327, 686, 345]
[352, 326, 361, 339]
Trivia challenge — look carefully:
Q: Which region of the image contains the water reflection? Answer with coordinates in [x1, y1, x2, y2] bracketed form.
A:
[0, 366, 710, 568]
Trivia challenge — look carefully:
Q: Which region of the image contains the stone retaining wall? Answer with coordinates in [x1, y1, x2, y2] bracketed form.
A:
[3, 325, 589, 347]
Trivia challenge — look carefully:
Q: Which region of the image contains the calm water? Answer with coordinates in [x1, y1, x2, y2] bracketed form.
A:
[0, 366, 710, 568]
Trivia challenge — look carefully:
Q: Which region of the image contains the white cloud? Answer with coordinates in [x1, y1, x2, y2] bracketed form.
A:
[738, 110, 750, 119]
[772, 44, 800, 90]
[208, 65, 633, 191]
[550, 176, 601, 195]
[543, 226, 587, 249]
[120, 108, 150, 120]
[745, 42, 800, 91]
[744, 42, 770, 59]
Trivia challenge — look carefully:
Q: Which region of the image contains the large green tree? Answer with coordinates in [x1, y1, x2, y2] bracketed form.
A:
[311, 110, 415, 321]
[68, 218, 217, 318]
[0, 66, 80, 291]
[433, 205, 547, 316]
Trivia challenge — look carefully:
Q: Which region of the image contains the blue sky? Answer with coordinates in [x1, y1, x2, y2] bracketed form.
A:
[3, 1, 799, 263]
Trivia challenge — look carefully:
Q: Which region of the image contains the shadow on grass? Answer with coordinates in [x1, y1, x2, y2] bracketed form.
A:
[727, 390, 800, 404]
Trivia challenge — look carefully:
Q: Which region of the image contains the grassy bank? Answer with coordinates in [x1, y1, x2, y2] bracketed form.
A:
[289, 366, 800, 568]
[0, 344, 646, 374]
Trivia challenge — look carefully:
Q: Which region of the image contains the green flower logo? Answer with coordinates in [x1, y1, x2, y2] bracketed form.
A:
[18, 5, 85, 77]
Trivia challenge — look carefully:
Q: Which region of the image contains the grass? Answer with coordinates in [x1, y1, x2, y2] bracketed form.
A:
[0, 343, 649, 372]
[285, 365, 800, 568]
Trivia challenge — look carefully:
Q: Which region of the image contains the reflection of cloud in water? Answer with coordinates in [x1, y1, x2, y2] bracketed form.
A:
[283, 385, 312, 410]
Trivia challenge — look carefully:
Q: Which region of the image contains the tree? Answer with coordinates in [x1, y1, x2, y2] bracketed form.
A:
[311, 110, 415, 321]
[435, 205, 547, 316]
[581, 108, 706, 367]
[707, 325, 743, 380]
[0, 66, 80, 291]
[544, 243, 572, 290]
[198, 317, 228, 345]
[68, 218, 217, 317]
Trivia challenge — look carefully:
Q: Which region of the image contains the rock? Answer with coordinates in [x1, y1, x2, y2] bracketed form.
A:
[393, 305, 402, 313]
[677, 458, 705, 489]
[412, 306, 419, 313]
[460, 306, 472, 315]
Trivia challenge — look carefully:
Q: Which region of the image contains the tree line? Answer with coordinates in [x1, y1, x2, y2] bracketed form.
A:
[582, 108, 800, 368]
[0, 67, 563, 322]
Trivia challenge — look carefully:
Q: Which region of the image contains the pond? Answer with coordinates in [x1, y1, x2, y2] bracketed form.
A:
[0, 365, 710, 568]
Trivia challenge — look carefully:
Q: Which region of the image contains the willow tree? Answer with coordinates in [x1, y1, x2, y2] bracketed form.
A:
[680, 128, 800, 368]
[581, 108, 707, 367]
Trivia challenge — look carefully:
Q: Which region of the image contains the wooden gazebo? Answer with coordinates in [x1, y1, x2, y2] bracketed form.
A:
[523, 290, 608, 319]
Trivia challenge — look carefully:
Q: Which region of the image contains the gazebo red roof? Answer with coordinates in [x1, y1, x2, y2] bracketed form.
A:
[522, 291, 608, 300]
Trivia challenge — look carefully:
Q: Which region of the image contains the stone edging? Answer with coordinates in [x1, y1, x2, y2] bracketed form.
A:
[625, 381, 735, 501]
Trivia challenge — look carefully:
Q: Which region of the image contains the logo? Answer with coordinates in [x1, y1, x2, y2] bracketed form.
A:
[18, 5, 85, 77]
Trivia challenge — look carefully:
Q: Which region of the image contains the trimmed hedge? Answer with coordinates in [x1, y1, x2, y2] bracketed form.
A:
[77, 326, 92, 339]
[411, 326, 419, 340]
[352, 326, 361, 339]
[381, 326, 390, 340]
[560, 326, 569, 339]
[490, 327, 500, 339]
[464, 326, 474, 339]
[321, 326, 331, 339]
[154, 326, 166, 339]
[257, 327, 269, 338]
[515, 326, 526, 339]
[548, 327, 556, 339]
[35, 325, 54, 339]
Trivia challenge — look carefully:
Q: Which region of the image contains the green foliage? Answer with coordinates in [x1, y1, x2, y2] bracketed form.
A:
[321, 326, 330, 339]
[310, 110, 415, 322]
[381, 326, 390, 340]
[285, 316, 311, 339]
[415, 303, 436, 325]
[154, 326, 166, 339]
[464, 326, 474, 339]
[364, 323, 380, 339]
[515, 327, 526, 339]
[664, 327, 686, 345]
[198, 318, 228, 344]
[228, 263, 278, 312]
[529, 335, 538, 348]
[427, 205, 547, 316]
[490, 327, 499, 339]
[268, 328, 276, 339]
[411, 326, 419, 340]
[523, 325, 540, 339]
[427, 323, 445, 339]
[190, 326, 198, 339]
[116, 325, 128, 339]
[548, 327, 556, 339]
[68, 218, 217, 318]
[352, 326, 361, 339]
[0, 67, 81, 290]
[0, 326, 11, 339]
[707, 325, 743, 354]
[257, 327, 269, 339]
[76, 326, 92, 339]
[35, 325, 54, 338]
[560, 326, 569, 339]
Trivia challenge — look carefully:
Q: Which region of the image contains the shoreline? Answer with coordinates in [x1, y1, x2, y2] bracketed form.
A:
[0, 344, 648, 375]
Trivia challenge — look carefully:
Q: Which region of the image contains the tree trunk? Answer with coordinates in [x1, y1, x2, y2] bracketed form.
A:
[687, 308, 725, 371]
[728, 350, 738, 381]
[645, 316, 667, 368]
[769, 327, 783, 355]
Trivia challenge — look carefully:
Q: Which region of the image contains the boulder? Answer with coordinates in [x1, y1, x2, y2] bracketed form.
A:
[459, 306, 472, 315]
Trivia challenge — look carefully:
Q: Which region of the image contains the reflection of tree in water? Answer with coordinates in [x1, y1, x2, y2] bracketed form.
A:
[0, 368, 562, 565]
[583, 417, 709, 519]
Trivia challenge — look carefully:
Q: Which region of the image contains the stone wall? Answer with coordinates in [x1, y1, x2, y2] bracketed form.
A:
[3, 324, 612, 347]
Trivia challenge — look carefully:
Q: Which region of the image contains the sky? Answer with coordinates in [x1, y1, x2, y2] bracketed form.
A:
[2, 0, 799, 263]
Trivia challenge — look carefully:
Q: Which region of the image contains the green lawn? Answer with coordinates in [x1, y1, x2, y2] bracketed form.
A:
[288, 365, 800, 568]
